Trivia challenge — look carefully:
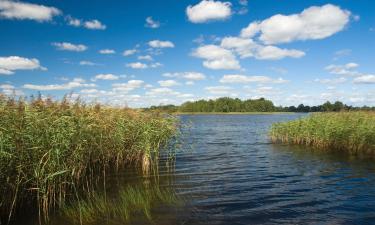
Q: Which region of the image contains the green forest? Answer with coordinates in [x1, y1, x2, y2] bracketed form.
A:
[147, 97, 375, 113]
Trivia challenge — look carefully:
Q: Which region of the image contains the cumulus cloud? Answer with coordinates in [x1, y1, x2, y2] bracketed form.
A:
[66, 16, 106, 30]
[158, 80, 180, 87]
[186, 0, 232, 23]
[99, 49, 115, 54]
[138, 55, 153, 61]
[112, 80, 144, 92]
[0, 0, 61, 22]
[148, 40, 175, 48]
[220, 36, 305, 60]
[123, 49, 137, 56]
[220, 74, 289, 84]
[205, 86, 233, 95]
[192, 44, 240, 70]
[126, 62, 148, 69]
[91, 74, 119, 81]
[255, 46, 305, 60]
[353, 75, 375, 84]
[23, 78, 95, 91]
[52, 42, 87, 52]
[314, 77, 347, 85]
[240, 4, 351, 44]
[84, 19, 106, 30]
[146, 87, 180, 96]
[145, 16, 160, 28]
[325, 62, 360, 76]
[0, 56, 46, 75]
[163, 72, 206, 80]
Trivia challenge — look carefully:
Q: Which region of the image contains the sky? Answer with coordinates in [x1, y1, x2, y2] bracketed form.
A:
[0, 0, 374, 107]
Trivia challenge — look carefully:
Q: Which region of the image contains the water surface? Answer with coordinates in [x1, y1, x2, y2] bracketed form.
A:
[19, 114, 375, 225]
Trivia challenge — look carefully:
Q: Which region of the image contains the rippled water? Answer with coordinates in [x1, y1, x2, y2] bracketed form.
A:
[171, 114, 375, 225]
[17, 114, 375, 225]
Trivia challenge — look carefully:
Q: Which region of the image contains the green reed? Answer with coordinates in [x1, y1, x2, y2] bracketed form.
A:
[270, 111, 375, 154]
[0, 94, 177, 223]
[61, 184, 181, 225]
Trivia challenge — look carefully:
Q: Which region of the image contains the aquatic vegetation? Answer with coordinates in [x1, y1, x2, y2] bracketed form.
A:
[270, 112, 375, 153]
[0, 94, 177, 223]
[61, 184, 181, 225]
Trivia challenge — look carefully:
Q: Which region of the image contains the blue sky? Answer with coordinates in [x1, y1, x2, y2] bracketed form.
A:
[0, 0, 374, 107]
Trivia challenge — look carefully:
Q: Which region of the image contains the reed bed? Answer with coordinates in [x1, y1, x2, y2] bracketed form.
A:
[0, 95, 177, 223]
[270, 111, 375, 154]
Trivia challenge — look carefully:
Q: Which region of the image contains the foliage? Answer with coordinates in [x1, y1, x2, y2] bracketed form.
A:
[148, 98, 375, 113]
[270, 111, 375, 153]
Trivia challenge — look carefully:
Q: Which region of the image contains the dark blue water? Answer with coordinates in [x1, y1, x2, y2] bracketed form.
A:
[171, 114, 375, 225]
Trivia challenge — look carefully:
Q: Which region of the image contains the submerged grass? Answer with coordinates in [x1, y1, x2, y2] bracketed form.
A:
[270, 111, 375, 154]
[0, 94, 177, 223]
[61, 183, 181, 225]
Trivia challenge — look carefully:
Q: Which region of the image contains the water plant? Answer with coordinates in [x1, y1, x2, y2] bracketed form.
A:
[0, 94, 177, 224]
[270, 111, 375, 154]
[61, 183, 182, 225]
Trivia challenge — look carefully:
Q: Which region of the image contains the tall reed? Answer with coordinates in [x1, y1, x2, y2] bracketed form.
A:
[269, 112, 375, 154]
[0, 94, 177, 223]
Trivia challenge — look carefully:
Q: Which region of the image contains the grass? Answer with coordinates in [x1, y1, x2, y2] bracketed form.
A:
[270, 111, 375, 154]
[0, 94, 177, 224]
[61, 183, 182, 225]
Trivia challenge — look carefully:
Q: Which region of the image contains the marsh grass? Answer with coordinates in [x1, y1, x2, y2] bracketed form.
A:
[0, 94, 177, 224]
[61, 183, 182, 225]
[270, 111, 375, 154]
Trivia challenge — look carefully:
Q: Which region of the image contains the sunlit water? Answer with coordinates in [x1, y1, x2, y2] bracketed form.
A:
[16, 114, 375, 225]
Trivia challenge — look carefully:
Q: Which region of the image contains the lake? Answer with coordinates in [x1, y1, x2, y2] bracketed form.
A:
[20, 114, 375, 225]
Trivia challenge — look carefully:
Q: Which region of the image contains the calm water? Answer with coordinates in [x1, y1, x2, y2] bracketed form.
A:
[19, 114, 375, 225]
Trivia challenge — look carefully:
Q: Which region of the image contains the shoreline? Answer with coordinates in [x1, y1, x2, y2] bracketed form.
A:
[174, 112, 301, 115]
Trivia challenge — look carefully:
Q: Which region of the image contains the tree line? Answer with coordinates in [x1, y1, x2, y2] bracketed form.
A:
[146, 97, 375, 113]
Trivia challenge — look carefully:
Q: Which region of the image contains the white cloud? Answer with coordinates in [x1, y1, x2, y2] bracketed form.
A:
[220, 36, 305, 60]
[220, 74, 289, 84]
[66, 16, 106, 30]
[240, 4, 351, 44]
[92, 74, 119, 81]
[325, 63, 360, 76]
[66, 15, 81, 26]
[192, 44, 240, 70]
[353, 75, 375, 84]
[126, 62, 148, 69]
[138, 55, 153, 61]
[123, 49, 137, 56]
[99, 49, 115, 54]
[186, 0, 232, 23]
[84, 19, 106, 30]
[314, 77, 347, 84]
[79, 60, 97, 66]
[158, 80, 180, 87]
[112, 80, 144, 92]
[80, 88, 98, 94]
[23, 78, 95, 91]
[148, 40, 175, 48]
[0, 0, 61, 21]
[205, 86, 233, 95]
[52, 42, 87, 52]
[0, 83, 24, 96]
[255, 45, 305, 60]
[145, 16, 160, 28]
[146, 87, 180, 96]
[0, 56, 45, 75]
[163, 72, 206, 80]
[150, 62, 162, 68]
